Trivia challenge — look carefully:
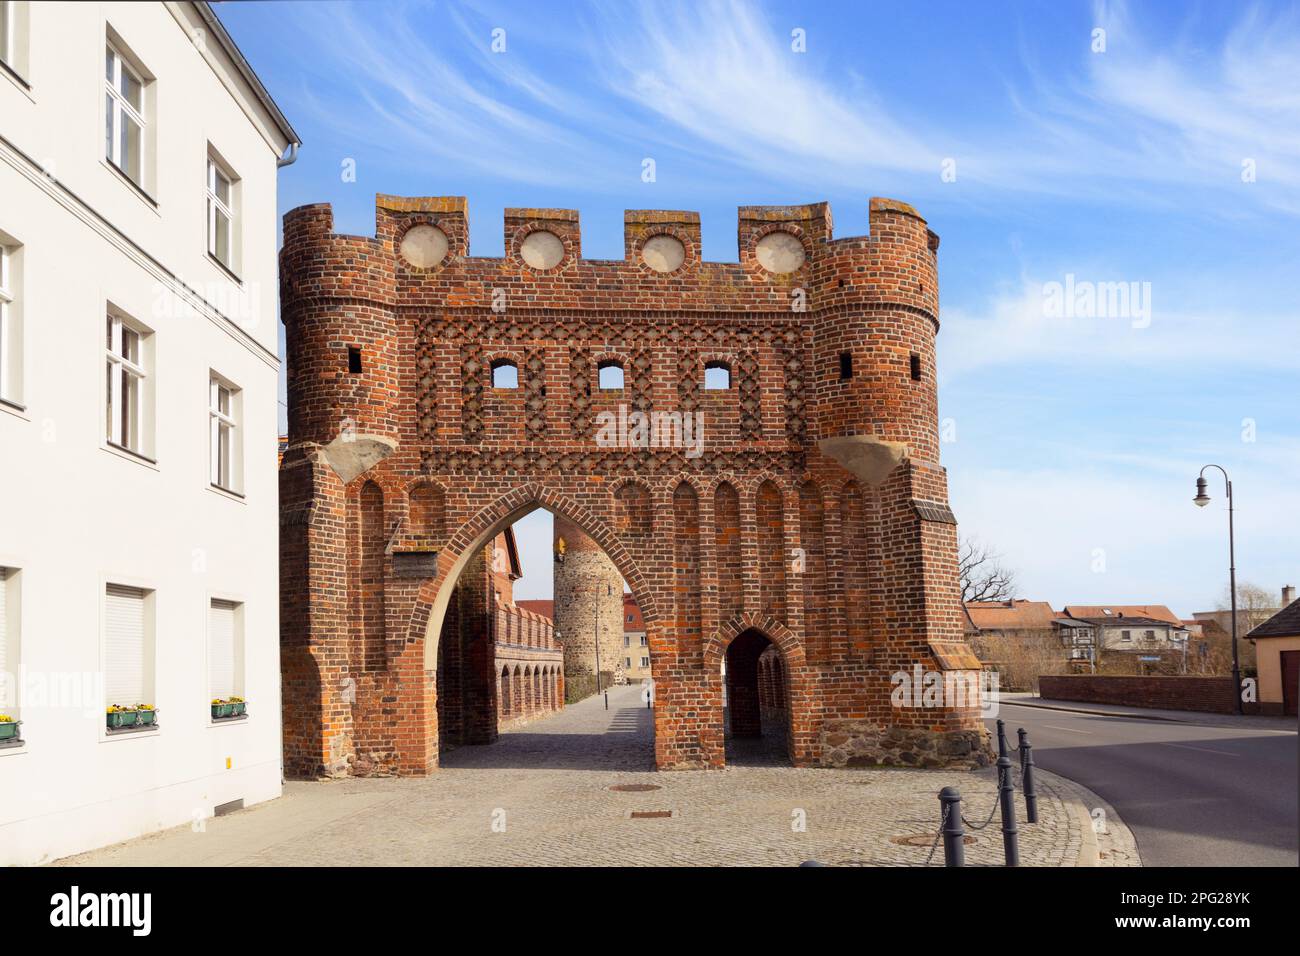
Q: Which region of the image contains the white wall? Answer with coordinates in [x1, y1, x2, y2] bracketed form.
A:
[0, 1, 291, 865]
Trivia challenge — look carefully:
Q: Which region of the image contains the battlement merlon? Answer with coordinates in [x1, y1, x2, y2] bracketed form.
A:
[281, 195, 940, 318]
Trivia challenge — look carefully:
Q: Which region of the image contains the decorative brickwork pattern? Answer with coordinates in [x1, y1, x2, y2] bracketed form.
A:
[279, 194, 984, 777]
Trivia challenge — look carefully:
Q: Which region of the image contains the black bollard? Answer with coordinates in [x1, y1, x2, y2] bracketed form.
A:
[995, 718, 1009, 760]
[996, 755, 1020, 866]
[1019, 729, 1039, 824]
[938, 786, 966, 867]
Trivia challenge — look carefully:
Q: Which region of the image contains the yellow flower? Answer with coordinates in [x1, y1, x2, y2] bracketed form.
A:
[0, 714, 14, 722]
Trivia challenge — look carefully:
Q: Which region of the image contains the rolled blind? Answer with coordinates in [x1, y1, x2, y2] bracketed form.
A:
[105, 585, 145, 705]
[208, 600, 237, 700]
[0, 568, 8, 680]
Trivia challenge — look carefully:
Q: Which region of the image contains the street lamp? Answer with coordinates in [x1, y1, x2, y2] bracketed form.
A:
[1193, 464, 1242, 714]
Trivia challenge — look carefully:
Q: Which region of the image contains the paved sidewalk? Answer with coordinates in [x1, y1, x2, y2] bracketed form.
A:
[57, 686, 1138, 867]
[1003, 692, 1297, 732]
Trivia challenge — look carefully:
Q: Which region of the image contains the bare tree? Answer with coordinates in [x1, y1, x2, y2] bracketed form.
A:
[958, 536, 1018, 604]
[1220, 582, 1280, 634]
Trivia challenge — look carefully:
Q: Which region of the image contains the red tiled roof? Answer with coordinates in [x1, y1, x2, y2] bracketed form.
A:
[515, 599, 553, 620]
[965, 600, 1058, 630]
[1063, 605, 1182, 627]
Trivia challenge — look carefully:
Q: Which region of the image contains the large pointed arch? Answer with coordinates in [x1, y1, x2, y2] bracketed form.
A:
[407, 482, 661, 671]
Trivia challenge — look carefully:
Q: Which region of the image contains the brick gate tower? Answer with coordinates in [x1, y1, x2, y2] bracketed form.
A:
[278, 194, 991, 777]
[552, 516, 625, 689]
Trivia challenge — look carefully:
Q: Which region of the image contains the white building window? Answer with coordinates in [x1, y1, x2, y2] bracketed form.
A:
[209, 375, 241, 492]
[105, 311, 151, 456]
[105, 41, 146, 187]
[208, 599, 243, 706]
[207, 155, 236, 270]
[0, 240, 20, 405]
[0, 568, 18, 724]
[624, 657, 631, 669]
[640, 656, 650, 669]
[0, 2, 27, 80]
[104, 584, 148, 710]
[0, 3, 11, 69]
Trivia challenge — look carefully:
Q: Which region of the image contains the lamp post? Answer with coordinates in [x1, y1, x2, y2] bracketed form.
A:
[1193, 465, 1242, 715]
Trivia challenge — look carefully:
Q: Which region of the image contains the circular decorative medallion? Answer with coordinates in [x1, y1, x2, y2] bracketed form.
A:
[399, 224, 449, 269]
[754, 231, 806, 273]
[640, 234, 686, 273]
[520, 230, 565, 270]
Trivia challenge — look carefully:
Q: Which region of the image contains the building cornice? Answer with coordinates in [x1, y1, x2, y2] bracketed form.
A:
[0, 132, 280, 371]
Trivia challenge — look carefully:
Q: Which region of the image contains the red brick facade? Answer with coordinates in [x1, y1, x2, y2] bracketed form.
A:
[278, 194, 986, 777]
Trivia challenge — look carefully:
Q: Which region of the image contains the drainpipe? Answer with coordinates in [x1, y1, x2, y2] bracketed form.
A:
[277, 143, 298, 168]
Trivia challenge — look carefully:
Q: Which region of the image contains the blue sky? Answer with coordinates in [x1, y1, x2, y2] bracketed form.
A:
[222, 0, 1300, 616]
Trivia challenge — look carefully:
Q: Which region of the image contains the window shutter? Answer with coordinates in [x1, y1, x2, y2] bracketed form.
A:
[209, 600, 236, 700]
[0, 568, 8, 679]
[105, 585, 145, 705]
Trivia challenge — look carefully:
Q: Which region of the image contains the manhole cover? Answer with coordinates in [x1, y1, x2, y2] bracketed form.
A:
[610, 784, 661, 792]
[630, 810, 673, 819]
[890, 833, 976, 847]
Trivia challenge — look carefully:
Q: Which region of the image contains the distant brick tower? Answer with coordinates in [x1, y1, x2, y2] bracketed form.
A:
[552, 516, 624, 688]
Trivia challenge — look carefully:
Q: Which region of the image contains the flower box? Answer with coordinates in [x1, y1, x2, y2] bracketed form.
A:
[107, 709, 139, 730]
[137, 708, 157, 726]
[230, 698, 247, 717]
[0, 720, 21, 741]
[211, 701, 234, 719]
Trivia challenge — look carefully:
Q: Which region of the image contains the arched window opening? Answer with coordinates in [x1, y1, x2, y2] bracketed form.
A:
[598, 360, 624, 390]
[491, 359, 519, 389]
[703, 360, 731, 390]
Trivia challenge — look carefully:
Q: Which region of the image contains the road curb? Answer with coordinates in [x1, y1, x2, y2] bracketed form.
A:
[1036, 769, 1141, 867]
[1002, 698, 1189, 722]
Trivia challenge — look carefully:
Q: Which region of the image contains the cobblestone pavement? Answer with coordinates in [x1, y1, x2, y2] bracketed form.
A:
[59, 686, 1139, 867]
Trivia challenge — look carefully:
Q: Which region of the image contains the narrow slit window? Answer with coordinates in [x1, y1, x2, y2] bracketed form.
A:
[347, 346, 362, 374]
[909, 353, 922, 381]
[839, 351, 853, 381]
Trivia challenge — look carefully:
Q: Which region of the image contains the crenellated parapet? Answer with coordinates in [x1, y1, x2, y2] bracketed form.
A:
[281, 194, 939, 318]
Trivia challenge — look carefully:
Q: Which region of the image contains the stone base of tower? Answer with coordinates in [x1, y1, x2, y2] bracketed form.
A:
[818, 723, 994, 770]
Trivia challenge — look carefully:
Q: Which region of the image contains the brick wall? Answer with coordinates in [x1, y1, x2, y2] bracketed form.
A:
[1038, 675, 1237, 714]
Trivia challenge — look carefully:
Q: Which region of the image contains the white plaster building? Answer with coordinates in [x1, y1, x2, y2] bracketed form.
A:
[0, 1, 297, 865]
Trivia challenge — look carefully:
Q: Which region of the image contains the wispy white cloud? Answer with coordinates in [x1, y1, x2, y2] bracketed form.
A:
[938, 277, 1300, 380]
[266, 0, 1300, 214]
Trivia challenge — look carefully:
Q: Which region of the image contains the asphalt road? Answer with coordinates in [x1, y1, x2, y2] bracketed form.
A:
[988, 702, 1298, 867]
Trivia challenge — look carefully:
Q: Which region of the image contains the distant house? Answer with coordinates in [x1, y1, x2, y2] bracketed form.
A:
[965, 600, 1059, 636]
[1246, 586, 1299, 716]
[1062, 604, 1184, 627]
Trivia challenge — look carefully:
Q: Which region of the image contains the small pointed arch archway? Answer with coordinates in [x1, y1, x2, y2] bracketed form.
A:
[703, 612, 813, 767]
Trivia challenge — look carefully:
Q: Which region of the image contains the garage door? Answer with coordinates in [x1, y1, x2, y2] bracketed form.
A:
[1282, 651, 1300, 717]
